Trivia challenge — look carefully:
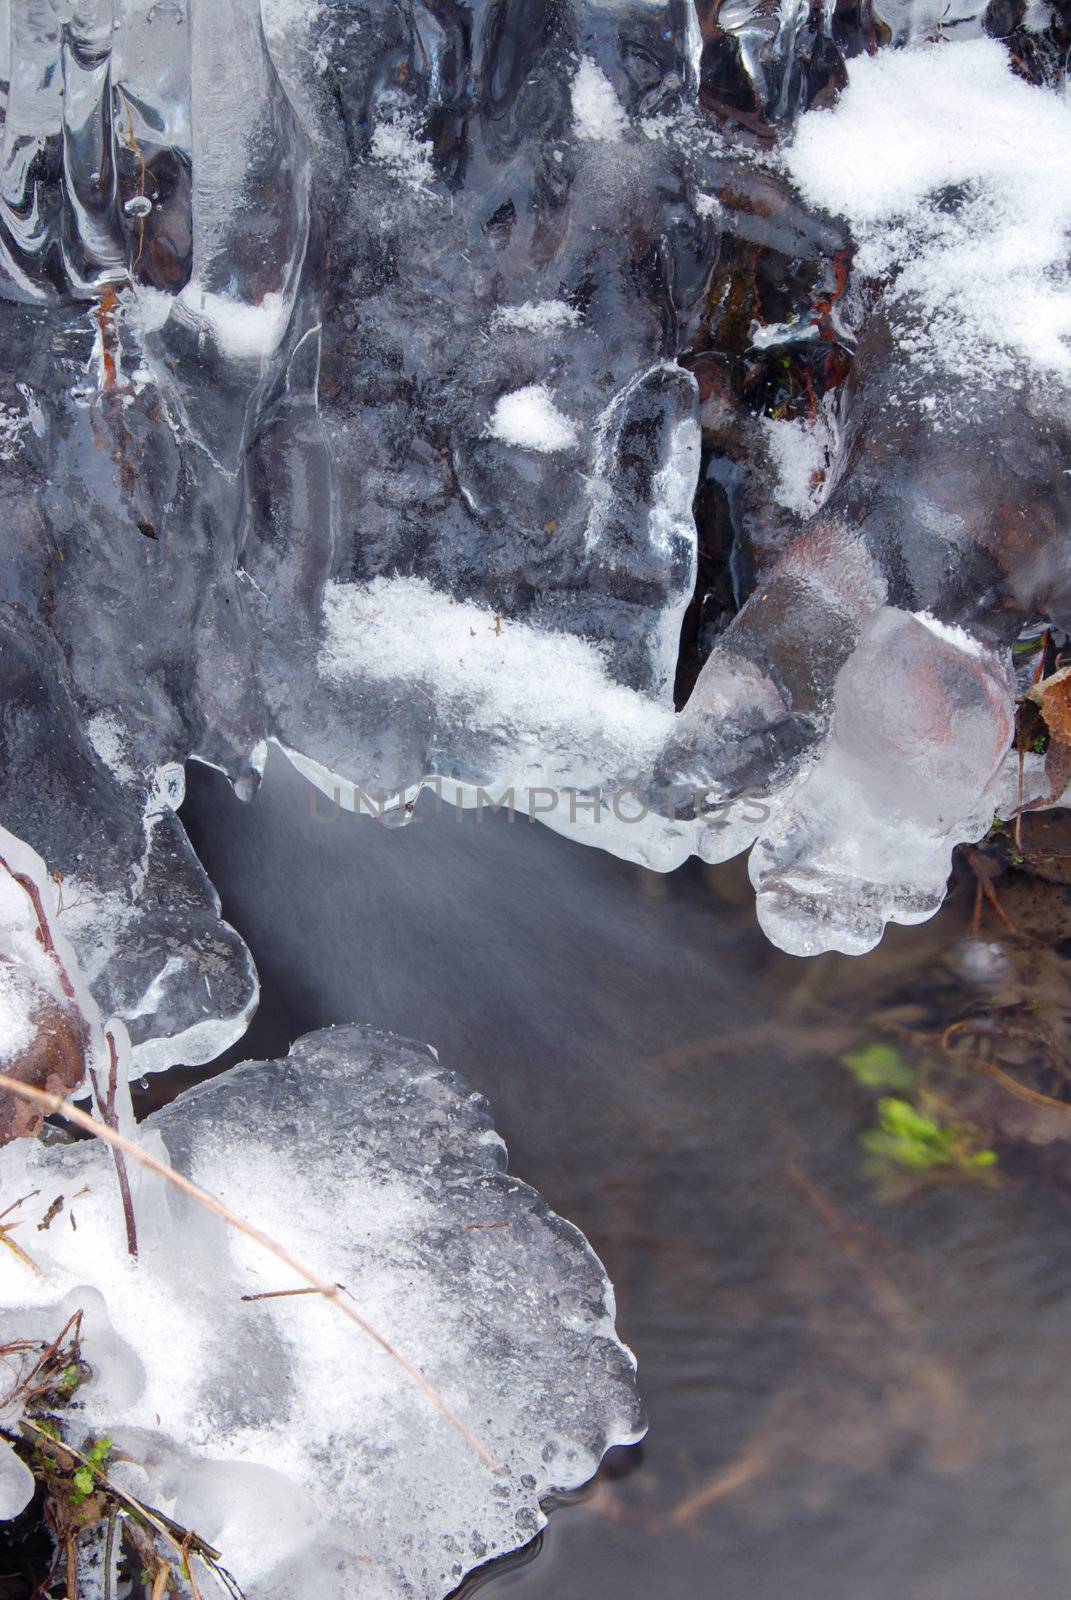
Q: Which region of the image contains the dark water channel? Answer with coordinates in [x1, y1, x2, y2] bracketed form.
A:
[178, 750, 1071, 1600]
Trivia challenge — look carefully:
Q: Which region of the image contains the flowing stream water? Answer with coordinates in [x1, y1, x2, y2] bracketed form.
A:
[177, 750, 1071, 1600]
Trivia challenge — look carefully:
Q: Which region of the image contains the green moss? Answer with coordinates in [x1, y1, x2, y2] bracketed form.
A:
[69, 1436, 113, 1508]
[841, 1043, 916, 1091]
[861, 1097, 997, 1178]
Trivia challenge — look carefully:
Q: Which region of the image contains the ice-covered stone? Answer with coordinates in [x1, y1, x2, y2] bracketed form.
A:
[0, 1024, 644, 1599]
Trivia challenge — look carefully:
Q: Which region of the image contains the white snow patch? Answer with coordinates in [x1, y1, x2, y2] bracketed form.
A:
[370, 112, 436, 192]
[785, 38, 1071, 383]
[128, 284, 174, 336]
[572, 57, 628, 141]
[761, 415, 831, 518]
[750, 318, 819, 350]
[319, 576, 673, 752]
[490, 300, 581, 334]
[912, 609, 987, 658]
[86, 713, 138, 785]
[0, 403, 27, 462]
[486, 384, 579, 452]
[0, 966, 33, 1063]
[175, 285, 291, 361]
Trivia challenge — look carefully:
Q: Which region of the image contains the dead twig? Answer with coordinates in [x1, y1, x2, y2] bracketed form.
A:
[964, 848, 1020, 936]
[785, 1153, 915, 1332]
[944, 1050, 1071, 1115]
[86, 1030, 138, 1259]
[668, 1441, 770, 1527]
[0, 1074, 499, 1472]
[0, 1218, 42, 1277]
[240, 1286, 339, 1303]
[103, 1513, 117, 1600]
[0, 1308, 83, 1411]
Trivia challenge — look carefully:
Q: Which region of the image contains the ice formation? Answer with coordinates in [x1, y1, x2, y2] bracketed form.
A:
[0, 1025, 644, 1598]
[1, 1, 1069, 1590]
[0, 0, 1069, 1068]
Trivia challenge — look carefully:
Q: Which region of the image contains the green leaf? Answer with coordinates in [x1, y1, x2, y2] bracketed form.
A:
[841, 1043, 916, 1091]
[861, 1097, 999, 1182]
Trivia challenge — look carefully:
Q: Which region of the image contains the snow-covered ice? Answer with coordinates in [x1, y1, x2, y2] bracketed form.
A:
[785, 38, 1071, 383]
[0, 1026, 644, 1599]
[486, 386, 580, 453]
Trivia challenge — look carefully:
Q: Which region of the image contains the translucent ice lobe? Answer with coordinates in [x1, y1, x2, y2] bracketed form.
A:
[0, 1025, 645, 1600]
[0, 0, 65, 297]
[0, 0, 129, 300]
[0, 1439, 33, 1520]
[186, 0, 309, 314]
[749, 608, 1015, 956]
[58, 0, 125, 294]
[0, 608, 256, 1070]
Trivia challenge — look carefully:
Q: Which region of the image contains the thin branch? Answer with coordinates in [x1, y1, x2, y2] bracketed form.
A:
[103, 1514, 116, 1600]
[0, 853, 136, 1255]
[240, 1286, 334, 1303]
[0, 1220, 41, 1277]
[86, 1031, 137, 1260]
[668, 1440, 769, 1526]
[19, 1421, 222, 1571]
[0, 1074, 499, 1472]
[0, 853, 73, 998]
[945, 1049, 1071, 1115]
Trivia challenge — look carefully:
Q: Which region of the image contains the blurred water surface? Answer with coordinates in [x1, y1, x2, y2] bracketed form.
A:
[179, 749, 1071, 1600]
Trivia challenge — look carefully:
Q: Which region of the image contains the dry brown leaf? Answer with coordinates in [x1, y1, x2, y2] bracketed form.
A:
[0, 990, 87, 1146]
[1041, 673, 1071, 746]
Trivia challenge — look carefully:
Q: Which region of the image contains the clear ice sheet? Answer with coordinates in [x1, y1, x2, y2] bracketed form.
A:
[0, 0, 1068, 1080]
[0, 1023, 644, 1598]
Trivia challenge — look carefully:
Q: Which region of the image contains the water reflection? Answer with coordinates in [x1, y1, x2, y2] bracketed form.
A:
[179, 750, 1071, 1600]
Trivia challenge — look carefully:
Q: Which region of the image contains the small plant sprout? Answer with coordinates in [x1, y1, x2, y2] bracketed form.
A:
[861, 1097, 998, 1184]
[841, 1040, 999, 1194]
[840, 1043, 917, 1091]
